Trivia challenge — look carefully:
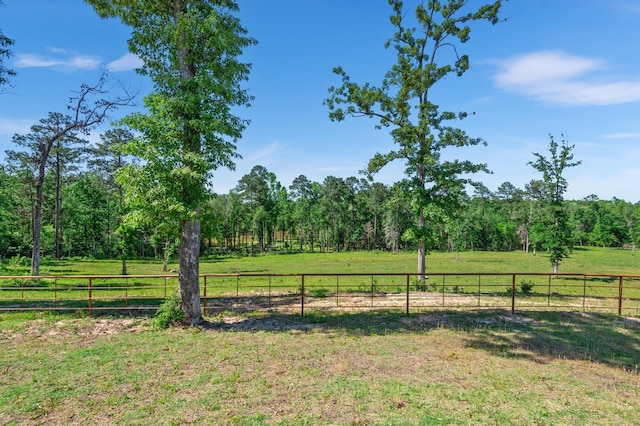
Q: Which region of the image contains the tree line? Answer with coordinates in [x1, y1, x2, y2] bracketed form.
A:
[1, 153, 638, 263]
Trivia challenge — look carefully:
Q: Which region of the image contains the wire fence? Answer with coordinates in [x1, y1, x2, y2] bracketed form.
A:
[0, 272, 639, 317]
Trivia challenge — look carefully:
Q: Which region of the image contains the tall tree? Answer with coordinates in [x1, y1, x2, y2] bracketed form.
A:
[289, 175, 313, 251]
[86, 0, 255, 324]
[528, 134, 581, 274]
[0, 1, 15, 92]
[6, 76, 133, 275]
[88, 128, 134, 271]
[326, 0, 503, 279]
[495, 181, 522, 251]
[50, 134, 88, 260]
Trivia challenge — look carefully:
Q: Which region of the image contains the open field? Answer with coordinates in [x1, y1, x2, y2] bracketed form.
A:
[1, 248, 639, 316]
[0, 309, 639, 425]
[1, 248, 639, 424]
[2, 246, 640, 276]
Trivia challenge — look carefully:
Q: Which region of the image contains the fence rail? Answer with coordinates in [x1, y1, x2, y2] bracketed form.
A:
[1, 272, 639, 317]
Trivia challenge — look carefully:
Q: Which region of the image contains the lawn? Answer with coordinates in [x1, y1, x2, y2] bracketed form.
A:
[1, 248, 639, 424]
[1, 247, 639, 316]
[2, 246, 640, 276]
[0, 309, 638, 425]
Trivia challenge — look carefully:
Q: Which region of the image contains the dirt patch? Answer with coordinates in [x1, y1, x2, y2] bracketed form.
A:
[0, 318, 149, 340]
[203, 315, 319, 332]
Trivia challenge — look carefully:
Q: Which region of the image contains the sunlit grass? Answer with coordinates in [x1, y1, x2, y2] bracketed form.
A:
[0, 310, 638, 425]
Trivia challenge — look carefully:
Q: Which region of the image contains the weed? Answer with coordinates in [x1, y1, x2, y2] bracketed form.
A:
[152, 293, 185, 329]
[520, 279, 535, 294]
[309, 288, 330, 298]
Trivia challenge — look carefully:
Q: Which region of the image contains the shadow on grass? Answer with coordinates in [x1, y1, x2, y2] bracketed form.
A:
[201, 309, 640, 372]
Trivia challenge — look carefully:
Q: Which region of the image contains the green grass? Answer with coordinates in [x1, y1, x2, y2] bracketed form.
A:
[1, 248, 639, 424]
[2, 246, 638, 276]
[0, 310, 638, 425]
[1, 247, 639, 315]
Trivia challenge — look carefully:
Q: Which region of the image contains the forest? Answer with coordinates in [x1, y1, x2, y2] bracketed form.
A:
[1, 154, 638, 264]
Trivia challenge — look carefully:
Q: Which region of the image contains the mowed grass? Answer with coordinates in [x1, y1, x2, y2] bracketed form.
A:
[0, 309, 639, 425]
[3, 245, 640, 276]
[2, 247, 639, 314]
[1, 248, 640, 424]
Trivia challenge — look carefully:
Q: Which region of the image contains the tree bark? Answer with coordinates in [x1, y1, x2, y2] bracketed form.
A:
[54, 153, 61, 260]
[31, 178, 44, 276]
[179, 217, 202, 324]
[417, 208, 426, 280]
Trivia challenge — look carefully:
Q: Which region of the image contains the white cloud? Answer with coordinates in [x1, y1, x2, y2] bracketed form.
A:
[493, 50, 640, 106]
[0, 118, 34, 135]
[601, 132, 640, 139]
[15, 51, 101, 71]
[107, 53, 143, 72]
[246, 140, 280, 163]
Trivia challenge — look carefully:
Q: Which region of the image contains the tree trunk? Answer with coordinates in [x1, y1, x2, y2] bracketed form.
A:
[418, 241, 426, 279]
[417, 209, 426, 280]
[179, 218, 202, 324]
[162, 239, 170, 272]
[31, 180, 44, 276]
[54, 153, 61, 260]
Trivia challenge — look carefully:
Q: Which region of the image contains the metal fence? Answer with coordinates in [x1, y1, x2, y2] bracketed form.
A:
[0, 272, 639, 316]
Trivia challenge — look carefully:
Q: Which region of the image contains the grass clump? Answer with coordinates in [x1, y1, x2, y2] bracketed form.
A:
[152, 293, 185, 329]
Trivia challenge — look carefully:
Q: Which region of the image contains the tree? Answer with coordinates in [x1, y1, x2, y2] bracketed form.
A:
[290, 175, 313, 251]
[89, 128, 134, 271]
[495, 181, 522, 251]
[528, 134, 581, 274]
[0, 1, 15, 92]
[326, 0, 503, 279]
[235, 165, 274, 253]
[86, 0, 255, 324]
[50, 134, 88, 260]
[6, 75, 133, 275]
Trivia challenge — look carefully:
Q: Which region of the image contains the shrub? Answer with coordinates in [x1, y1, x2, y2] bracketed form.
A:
[520, 280, 535, 294]
[152, 294, 185, 329]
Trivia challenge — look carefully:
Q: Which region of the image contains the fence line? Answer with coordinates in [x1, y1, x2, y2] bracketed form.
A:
[0, 272, 639, 317]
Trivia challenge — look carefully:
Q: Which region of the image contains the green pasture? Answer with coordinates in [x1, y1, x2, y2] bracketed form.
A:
[1, 248, 639, 424]
[2, 246, 639, 276]
[0, 310, 639, 425]
[0, 247, 639, 315]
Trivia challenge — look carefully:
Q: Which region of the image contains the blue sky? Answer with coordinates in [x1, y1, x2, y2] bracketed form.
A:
[1, 0, 640, 202]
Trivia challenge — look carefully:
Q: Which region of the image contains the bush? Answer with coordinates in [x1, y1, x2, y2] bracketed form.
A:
[520, 280, 535, 294]
[152, 294, 185, 329]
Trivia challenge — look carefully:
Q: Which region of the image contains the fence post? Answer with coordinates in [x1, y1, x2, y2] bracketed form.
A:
[21, 278, 24, 309]
[88, 277, 93, 317]
[511, 274, 516, 314]
[618, 275, 623, 316]
[301, 274, 305, 316]
[406, 274, 410, 315]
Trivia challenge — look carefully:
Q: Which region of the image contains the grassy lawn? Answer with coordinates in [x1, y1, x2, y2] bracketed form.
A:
[1, 247, 639, 315]
[1, 248, 639, 424]
[0, 309, 638, 425]
[2, 246, 639, 276]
